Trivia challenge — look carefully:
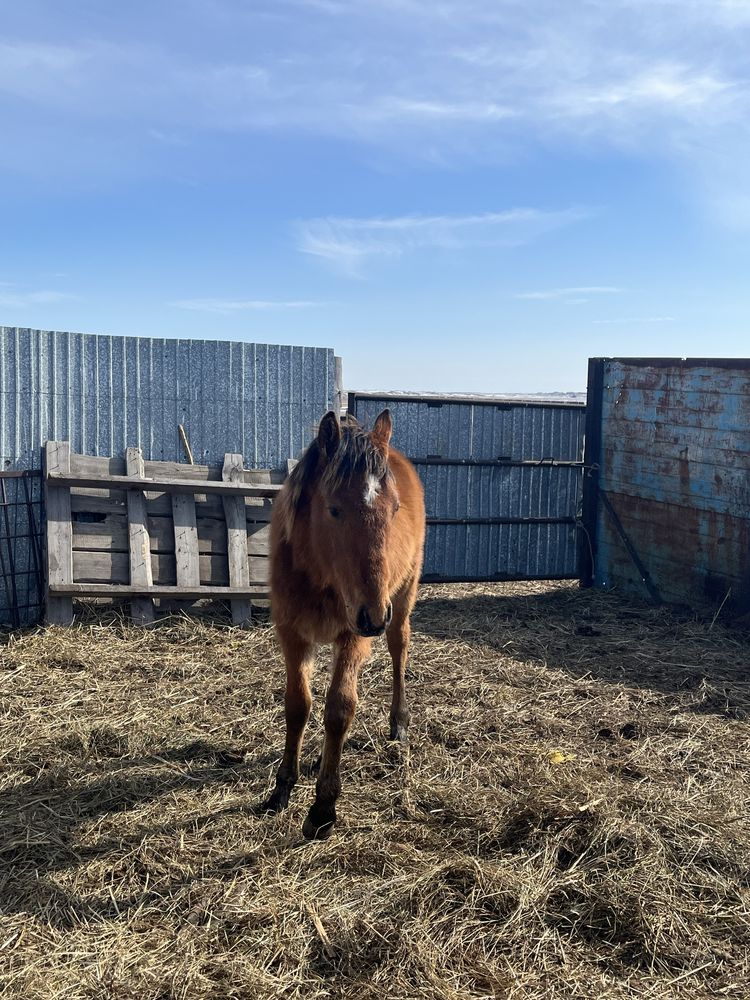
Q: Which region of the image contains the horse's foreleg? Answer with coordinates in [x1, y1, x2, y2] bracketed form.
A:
[264, 628, 315, 813]
[302, 634, 370, 840]
[387, 575, 418, 742]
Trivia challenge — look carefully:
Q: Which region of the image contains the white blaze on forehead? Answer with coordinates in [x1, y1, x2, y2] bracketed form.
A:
[363, 474, 381, 506]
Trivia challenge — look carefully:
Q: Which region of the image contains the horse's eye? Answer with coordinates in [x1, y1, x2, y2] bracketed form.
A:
[328, 506, 341, 519]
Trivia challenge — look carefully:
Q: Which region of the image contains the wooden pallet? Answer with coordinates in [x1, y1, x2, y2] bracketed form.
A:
[43, 442, 289, 627]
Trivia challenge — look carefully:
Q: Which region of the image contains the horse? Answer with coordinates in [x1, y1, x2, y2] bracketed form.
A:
[264, 408, 426, 839]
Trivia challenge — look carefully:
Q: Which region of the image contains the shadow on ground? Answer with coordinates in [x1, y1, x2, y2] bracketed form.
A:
[0, 740, 280, 928]
[413, 584, 750, 718]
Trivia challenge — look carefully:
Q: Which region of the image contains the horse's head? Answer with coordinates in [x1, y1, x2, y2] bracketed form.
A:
[297, 409, 400, 637]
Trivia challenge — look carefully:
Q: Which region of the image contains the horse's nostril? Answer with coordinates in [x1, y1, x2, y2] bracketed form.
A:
[356, 605, 389, 636]
[356, 606, 372, 634]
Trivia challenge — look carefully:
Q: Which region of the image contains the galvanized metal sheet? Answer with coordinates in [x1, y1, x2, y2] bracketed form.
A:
[352, 395, 585, 462]
[349, 392, 586, 583]
[0, 328, 337, 472]
[0, 327, 338, 625]
[423, 523, 579, 580]
[415, 464, 582, 520]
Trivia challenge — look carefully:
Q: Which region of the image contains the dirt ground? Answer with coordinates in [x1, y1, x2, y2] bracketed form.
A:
[0, 581, 748, 999]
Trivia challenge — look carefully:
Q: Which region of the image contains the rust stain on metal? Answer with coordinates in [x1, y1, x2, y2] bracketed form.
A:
[596, 359, 750, 616]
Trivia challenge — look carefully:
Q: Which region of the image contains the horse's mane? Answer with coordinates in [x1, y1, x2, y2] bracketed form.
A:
[281, 418, 389, 538]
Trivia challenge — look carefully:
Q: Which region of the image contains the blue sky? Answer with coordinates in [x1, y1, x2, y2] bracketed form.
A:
[1, 0, 749, 393]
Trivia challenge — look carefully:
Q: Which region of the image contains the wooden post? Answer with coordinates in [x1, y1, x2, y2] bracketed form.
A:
[44, 441, 74, 625]
[172, 493, 200, 590]
[222, 453, 252, 627]
[126, 447, 155, 625]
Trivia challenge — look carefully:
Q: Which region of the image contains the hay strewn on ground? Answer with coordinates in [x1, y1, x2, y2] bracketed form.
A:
[0, 582, 748, 999]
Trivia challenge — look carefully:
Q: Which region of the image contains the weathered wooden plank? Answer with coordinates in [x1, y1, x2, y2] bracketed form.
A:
[246, 468, 286, 484]
[49, 471, 282, 497]
[172, 493, 200, 588]
[73, 550, 235, 585]
[71, 454, 217, 482]
[71, 490, 127, 514]
[248, 523, 271, 557]
[51, 447, 282, 618]
[50, 583, 269, 599]
[69, 453, 127, 477]
[71, 488, 275, 521]
[126, 447, 154, 625]
[245, 555, 269, 585]
[222, 453, 252, 626]
[141, 460, 284, 485]
[73, 514, 272, 557]
[73, 515, 222, 554]
[244, 498, 276, 523]
[44, 441, 74, 625]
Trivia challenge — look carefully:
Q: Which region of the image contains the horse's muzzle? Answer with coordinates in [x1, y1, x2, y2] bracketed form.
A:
[356, 602, 393, 637]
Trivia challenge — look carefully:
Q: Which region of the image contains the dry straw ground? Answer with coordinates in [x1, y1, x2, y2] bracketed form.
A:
[0, 582, 748, 1000]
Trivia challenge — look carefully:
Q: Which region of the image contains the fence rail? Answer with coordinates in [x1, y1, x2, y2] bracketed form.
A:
[43, 442, 287, 626]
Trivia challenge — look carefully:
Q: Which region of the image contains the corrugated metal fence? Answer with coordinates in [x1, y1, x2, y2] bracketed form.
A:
[349, 392, 586, 582]
[582, 357, 750, 616]
[0, 327, 340, 625]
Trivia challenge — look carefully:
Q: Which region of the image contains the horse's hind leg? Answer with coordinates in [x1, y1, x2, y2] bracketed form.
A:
[302, 634, 370, 840]
[264, 628, 315, 813]
[387, 574, 418, 743]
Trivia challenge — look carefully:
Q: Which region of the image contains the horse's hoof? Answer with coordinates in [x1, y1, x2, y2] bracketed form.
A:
[389, 723, 409, 744]
[302, 805, 336, 840]
[262, 786, 291, 814]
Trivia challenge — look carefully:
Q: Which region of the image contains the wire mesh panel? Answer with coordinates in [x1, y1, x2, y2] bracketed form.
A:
[0, 471, 44, 628]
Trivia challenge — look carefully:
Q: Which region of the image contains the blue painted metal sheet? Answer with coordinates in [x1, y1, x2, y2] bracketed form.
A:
[0, 327, 338, 625]
[590, 358, 750, 613]
[349, 392, 586, 582]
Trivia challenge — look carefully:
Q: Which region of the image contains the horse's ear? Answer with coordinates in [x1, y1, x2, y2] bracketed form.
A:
[372, 409, 393, 452]
[317, 411, 341, 461]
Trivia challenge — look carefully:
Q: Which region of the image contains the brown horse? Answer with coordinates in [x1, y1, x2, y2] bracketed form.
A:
[264, 409, 425, 839]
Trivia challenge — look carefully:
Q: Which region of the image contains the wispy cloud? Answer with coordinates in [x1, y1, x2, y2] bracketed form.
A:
[1, 2, 750, 218]
[593, 316, 676, 324]
[355, 97, 518, 124]
[515, 286, 621, 300]
[297, 208, 588, 273]
[0, 285, 78, 308]
[170, 298, 327, 314]
[551, 65, 734, 120]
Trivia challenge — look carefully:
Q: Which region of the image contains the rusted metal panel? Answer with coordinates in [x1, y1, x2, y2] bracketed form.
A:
[589, 358, 750, 616]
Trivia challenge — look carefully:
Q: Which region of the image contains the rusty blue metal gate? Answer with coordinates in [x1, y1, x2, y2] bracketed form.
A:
[581, 357, 750, 615]
[348, 392, 586, 582]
